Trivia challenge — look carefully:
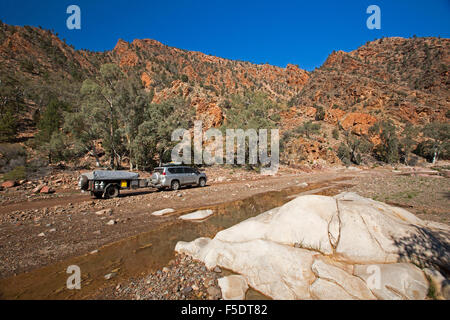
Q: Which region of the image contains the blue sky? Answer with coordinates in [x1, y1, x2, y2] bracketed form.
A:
[0, 0, 449, 70]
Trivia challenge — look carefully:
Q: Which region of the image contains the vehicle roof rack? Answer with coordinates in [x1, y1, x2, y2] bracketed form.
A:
[161, 162, 185, 167]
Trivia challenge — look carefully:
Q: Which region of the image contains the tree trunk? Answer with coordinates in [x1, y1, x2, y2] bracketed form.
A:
[110, 151, 115, 169]
[91, 144, 101, 167]
[432, 150, 437, 164]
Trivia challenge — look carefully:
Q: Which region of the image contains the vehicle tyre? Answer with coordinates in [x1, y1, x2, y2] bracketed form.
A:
[198, 178, 206, 187]
[171, 180, 180, 191]
[104, 184, 119, 198]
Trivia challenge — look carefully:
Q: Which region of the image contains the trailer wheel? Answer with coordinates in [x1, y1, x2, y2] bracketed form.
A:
[104, 184, 119, 199]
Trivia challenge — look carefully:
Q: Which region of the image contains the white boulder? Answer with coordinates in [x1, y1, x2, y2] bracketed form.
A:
[175, 192, 448, 300]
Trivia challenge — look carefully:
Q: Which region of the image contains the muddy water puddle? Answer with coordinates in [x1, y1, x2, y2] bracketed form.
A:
[0, 178, 352, 299]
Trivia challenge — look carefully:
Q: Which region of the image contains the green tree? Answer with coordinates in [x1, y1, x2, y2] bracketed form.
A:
[399, 122, 418, 165]
[48, 131, 74, 163]
[0, 75, 25, 142]
[221, 91, 278, 169]
[422, 122, 450, 164]
[0, 109, 17, 142]
[222, 91, 276, 130]
[133, 97, 194, 169]
[71, 64, 123, 168]
[332, 128, 340, 140]
[369, 120, 399, 163]
[115, 78, 148, 170]
[338, 132, 372, 165]
[36, 98, 69, 144]
[296, 121, 321, 139]
[314, 104, 325, 121]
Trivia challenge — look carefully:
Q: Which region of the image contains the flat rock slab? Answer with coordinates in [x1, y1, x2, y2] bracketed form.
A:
[179, 209, 214, 221]
[151, 208, 175, 216]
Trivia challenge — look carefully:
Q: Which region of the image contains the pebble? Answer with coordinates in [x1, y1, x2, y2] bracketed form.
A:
[104, 273, 116, 280]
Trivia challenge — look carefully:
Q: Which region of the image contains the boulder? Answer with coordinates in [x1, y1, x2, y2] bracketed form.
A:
[218, 275, 249, 300]
[32, 184, 45, 193]
[96, 209, 112, 215]
[1, 180, 16, 188]
[40, 186, 54, 194]
[175, 192, 449, 300]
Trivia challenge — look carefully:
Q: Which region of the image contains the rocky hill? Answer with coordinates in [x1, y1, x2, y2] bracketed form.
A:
[0, 21, 448, 168]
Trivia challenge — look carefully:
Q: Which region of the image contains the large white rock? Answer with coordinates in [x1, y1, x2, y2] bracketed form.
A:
[218, 275, 249, 300]
[175, 192, 448, 300]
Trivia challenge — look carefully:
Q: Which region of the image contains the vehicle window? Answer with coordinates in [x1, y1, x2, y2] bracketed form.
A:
[183, 167, 194, 174]
[168, 168, 176, 174]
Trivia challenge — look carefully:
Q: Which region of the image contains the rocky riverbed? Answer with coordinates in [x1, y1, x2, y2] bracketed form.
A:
[96, 253, 223, 300]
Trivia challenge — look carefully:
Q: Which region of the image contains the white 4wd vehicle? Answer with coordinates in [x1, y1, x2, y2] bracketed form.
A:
[151, 165, 207, 191]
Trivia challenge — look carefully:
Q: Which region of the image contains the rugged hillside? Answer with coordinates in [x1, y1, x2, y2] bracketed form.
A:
[281, 37, 449, 165]
[0, 22, 448, 168]
[109, 38, 309, 128]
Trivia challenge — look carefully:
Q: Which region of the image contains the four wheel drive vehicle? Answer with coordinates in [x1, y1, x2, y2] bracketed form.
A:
[78, 170, 150, 199]
[151, 165, 207, 191]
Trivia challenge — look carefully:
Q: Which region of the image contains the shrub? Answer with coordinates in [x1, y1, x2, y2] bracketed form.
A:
[0, 109, 17, 142]
[0, 143, 26, 173]
[3, 165, 26, 181]
[332, 128, 339, 140]
[337, 143, 351, 165]
[314, 104, 325, 121]
[369, 120, 399, 163]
